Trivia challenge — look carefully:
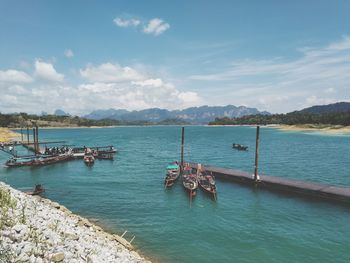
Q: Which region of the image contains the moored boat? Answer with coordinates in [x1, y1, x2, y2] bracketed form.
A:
[198, 170, 217, 199]
[182, 166, 198, 197]
[83, 148, 95, 165]
[83, 154, 95, 165]
[4, 154, 73, 168]
[164, 162, 180, 188]
[232, 143, 248, 151]
[96, 153, 114, 160]
[25, 184, 45, 196]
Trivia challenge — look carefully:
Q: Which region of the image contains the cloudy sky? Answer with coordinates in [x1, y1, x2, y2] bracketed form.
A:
[1, 0, 350, 115]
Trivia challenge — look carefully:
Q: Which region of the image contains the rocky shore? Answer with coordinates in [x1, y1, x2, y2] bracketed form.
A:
[0, 182, 151, 263]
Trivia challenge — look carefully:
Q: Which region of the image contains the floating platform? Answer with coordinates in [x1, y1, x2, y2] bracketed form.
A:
[189, 163, 350, 205]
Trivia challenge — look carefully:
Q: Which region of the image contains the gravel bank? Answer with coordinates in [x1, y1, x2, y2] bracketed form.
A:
[0, 182, 151, 263]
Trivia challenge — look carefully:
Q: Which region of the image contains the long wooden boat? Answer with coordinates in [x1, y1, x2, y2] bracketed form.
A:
[72, 146, 117, 158]
[96, 153, 114, 160]
[164, 163, 180, 188]
[182, 166, 198, 197]
[4, 154, 73, 168]
[198, 170, 217, 200]
[83, 153, 95, 166]
[25, 184, 45, 196]
[232, 143, 248, 151]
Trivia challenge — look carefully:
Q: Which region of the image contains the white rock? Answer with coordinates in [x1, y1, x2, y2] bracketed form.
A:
[0, 183, 150, 263]
[50, 252, 65, 262]
[13, 224, 28, 233]
[87, 254, 99, 263]
[29, 254, 36, 263]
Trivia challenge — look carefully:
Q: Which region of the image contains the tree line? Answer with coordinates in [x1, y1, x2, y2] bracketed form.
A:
[209, 111, 350, 126]
[0, 113, 143, 127]
[0, 112, 189, 127]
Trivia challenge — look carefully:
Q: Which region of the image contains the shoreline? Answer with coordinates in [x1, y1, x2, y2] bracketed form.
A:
[269, 124, 350, 134]
[0, 127, 21, 142]
[0, 182, 152, 263]
[11, 126, 118, 130]
[208, 123, 350, 134]
[10, 124, 195, 130]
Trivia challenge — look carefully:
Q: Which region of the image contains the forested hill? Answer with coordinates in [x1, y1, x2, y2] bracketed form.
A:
[0, 113, 189, 127]
[300, 102, 350, 114]
[209, 102, 350, 126]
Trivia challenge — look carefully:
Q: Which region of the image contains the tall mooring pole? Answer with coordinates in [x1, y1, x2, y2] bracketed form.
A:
[35, 126, 39, 154]
[32, 127, 37, 154]
[26, 127, 30, 144]
[181, 127, 185, 171]
[20, 127, 23, 142]
[254, 126, 260, 182]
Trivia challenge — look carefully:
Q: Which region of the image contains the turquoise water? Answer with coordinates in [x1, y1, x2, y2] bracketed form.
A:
[1, 126, 350, 263]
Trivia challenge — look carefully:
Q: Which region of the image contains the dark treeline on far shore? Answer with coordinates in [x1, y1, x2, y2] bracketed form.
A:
[209, 111, 350, 126]
[0, 112, 189, 127]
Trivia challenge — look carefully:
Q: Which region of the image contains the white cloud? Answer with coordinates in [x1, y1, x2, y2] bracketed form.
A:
[0, 70, 33, 83]
[305, 95, 337, 107]
[34, 60, 64, 82]
[0, 62, 196, 114]
[113, 17, 140, 27]
[132, 78, 164, 87]
[113, 16, 170, 36]
[178, 91, 201, 105]
[75, 80, 200, 112]
[0, 60, 200, 114]
[189, 36, 350, 112]
[64, 49, 74, 58]
[324, 87, 336, 94]
[143, 18, 170, 36]
[80, 63, 144, 83]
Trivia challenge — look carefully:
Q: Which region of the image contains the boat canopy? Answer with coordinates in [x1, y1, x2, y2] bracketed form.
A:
[167, 165, 179, 170]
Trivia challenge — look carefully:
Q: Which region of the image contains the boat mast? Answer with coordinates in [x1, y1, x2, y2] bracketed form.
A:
[254, 126, 260, 182]
[180, 127, 184, 171]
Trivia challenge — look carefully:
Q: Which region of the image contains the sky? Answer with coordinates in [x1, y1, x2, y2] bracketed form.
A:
[1, 0, 350, 115]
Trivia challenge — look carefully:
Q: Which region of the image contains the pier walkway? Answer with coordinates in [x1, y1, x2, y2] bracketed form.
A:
[189, 163, 350, 205]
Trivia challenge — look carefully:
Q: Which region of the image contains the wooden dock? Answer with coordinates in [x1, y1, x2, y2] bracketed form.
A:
[189, 163, 350, 205]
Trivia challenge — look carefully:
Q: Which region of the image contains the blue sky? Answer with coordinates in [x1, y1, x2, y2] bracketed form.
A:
[1, 0, 350, 114]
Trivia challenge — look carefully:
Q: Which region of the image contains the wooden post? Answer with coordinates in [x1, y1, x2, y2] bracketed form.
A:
[20, 127, 23, 142]
[26, 127, 30, 144]
[35, 126, 39, 154]
[254, 126, 260, 182]
[181, 127, 185, 170]
[32, 127, 37, 154]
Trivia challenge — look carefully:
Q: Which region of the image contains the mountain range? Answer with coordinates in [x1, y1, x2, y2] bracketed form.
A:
[83, 105, 270, 124]
[50, 102, 350, 125]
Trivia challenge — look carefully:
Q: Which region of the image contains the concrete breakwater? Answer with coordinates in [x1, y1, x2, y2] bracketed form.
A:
[0, 182, 151, 263]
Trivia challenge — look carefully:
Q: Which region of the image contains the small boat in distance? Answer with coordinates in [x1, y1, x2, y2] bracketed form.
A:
[232, 143, 248, 151]
[96, 153, 114, 160]
[198, 170, 217, 200]
[26, 184, 45, 196]
[164, 162, 180, 188]
[84, 148, 95, 165]
[84, 155, 95, 165]
[182, 166, 198, 199]
[4, 154, 73, 168]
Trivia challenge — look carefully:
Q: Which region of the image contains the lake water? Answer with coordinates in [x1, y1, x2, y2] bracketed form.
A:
[1, 126, 349, 263]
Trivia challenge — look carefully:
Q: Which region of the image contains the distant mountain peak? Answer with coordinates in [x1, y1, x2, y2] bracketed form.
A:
[54, 109, 70, 116]
[83, 105, 270, 124]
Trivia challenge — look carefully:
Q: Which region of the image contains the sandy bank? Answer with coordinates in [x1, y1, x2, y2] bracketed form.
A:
[271, 124, 350, 134]
[0, 182, 151, 263]
[0, 128, 20, 142]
